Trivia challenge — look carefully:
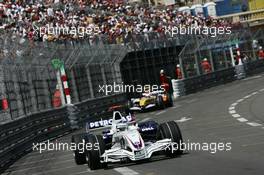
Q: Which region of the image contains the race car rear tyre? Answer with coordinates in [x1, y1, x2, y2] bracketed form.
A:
[87, 135, 106, 170]
[72, 134, 86, 165]
[167, 93, 173, 107]
[157, 121, 183, 156]
[125, 100, 133, 114]
[157, 95, 165, 109]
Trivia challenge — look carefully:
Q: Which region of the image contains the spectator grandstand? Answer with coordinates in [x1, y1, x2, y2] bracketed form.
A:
[0, 0, 233, 45]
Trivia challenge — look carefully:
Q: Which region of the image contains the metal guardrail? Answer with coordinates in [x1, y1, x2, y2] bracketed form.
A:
[181, 59, 264, 95]
[244, 59, 264, 75]
[71, 93, 127, 129]
[0, 93, 127, 173]
[0, 107, 69, 173]
[183, 67, 236, 95]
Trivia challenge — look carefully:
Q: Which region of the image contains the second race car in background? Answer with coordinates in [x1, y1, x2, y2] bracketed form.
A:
[127, 90, 173, 112]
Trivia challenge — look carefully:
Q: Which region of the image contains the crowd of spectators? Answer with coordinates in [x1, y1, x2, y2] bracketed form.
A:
[0, 0, 233, 45]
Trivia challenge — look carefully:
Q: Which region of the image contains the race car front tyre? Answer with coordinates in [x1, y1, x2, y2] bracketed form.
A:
[157, 121, 183, 157]
[72, 134, 86, 165]
[86, 135, 106, 170]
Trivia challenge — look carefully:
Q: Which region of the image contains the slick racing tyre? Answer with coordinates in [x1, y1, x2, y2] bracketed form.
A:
[86, 135, 106, 170]
[156, 95, 165, 109]
[166, 93, 173, 107]
[125, 100, 133, 114]
[157, 121, 183, 156]
[72, 134, 86, 165]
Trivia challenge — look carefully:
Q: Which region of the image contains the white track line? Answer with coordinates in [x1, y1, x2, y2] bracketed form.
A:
[229, 110, 236, 114]
[237, 118, 248, 122]
[236, 99, 244, 103]
[155, 110, 166, 115]
[229, 106, 235, 110]
[243, 95, 251, 99]
[114, 167, 139, 175]
[259, 88, 264, 92]
[231, 103, 238, 106]
[247, 122, 262, 127]
[228, 89, 263, 129]
[232, 114, 241, 118]
[251, 92, 258, 95]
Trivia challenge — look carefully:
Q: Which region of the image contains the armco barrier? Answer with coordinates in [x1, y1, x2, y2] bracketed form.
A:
[0, 93, 127, 173]
[245, 59, 264, 76]
[171, 79, 185, 98]
[235, 64, 246, 80]
[0, 107, 70, 173]
[176, 59, 264, 96]
[183, 67, 236, 95]
[68, 93, 127, 129]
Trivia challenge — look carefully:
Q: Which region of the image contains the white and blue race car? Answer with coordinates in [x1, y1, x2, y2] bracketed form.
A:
[71, 111, 183, 170]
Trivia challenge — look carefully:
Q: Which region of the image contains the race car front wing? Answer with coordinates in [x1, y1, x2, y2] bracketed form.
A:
[100, 138, 174, 163]
[130, 104, 156, 111]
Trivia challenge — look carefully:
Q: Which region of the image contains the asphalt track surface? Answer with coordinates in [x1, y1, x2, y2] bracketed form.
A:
[3, 74, 264, 175]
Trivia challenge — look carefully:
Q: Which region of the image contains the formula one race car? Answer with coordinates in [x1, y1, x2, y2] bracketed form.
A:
[71, 111, 183, 170]
[127, 90, 173, 112]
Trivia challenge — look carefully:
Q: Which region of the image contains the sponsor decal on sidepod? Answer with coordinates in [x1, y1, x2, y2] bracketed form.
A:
[88, 115, 132, 129]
